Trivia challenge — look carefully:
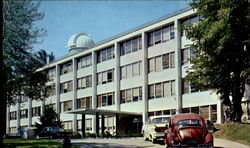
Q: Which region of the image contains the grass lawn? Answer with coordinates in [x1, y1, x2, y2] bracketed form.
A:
[4, 139, 80, 148]
[213, 123, 250, 146]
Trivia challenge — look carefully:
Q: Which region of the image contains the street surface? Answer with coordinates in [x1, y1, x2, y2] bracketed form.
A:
[65, 137, 250, 148]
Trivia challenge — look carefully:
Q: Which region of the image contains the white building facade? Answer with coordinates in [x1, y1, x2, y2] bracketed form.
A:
[6, 8, 250, 135]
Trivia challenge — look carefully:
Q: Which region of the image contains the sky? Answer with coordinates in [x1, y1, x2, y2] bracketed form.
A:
[34, 0, 191, 58]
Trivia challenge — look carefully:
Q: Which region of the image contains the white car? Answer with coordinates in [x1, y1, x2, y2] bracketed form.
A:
[142, 115, 170, 143]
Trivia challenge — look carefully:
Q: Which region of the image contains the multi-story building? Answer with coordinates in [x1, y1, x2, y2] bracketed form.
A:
[6, 8, 250, 136]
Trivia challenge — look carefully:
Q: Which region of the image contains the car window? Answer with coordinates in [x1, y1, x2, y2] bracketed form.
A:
[177, 119, 202, 128]
[152, 117, 170, 124]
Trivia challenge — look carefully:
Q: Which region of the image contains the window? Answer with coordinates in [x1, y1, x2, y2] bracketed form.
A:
[120, 87, 142, 104]
[120, 36, 142, 56]
[148, 52, 175, 73]
[20, 109, 28, 118]
[45, 84, 56, 97]
[170, 25, 175, 39]
[121, 61, 141, 79]
[60, 81, 73, 93]
[182, 79, 190, 94]
[77, 97, 92, 109]
[155, 83, 162, 98]
[149, 58, 155, 73]
[32, 107, 41, 117]
[10, 111, 17, 120]
[171, 80, 175, 96]
[86, 119, 92, 131]
[97, 46, 115, 63]
[148, 23, 174, 47]
[155, 56, 161, 72]
[62, 121, 72, 131]
[126, 64, 132, 79]
[162, 53, 170, 69]
[170, 52, 175, 68]
[47, 68, 56, 80]
[60, 101, 72, 112]
[162, 26, 170, 42]
[97, 92, 115, 107]
[149, 85, 155, 99]
[60, 61, 72, 75]
[97, 69, 114, 85]
[77, 75, 92, 89]
[181, 15, 200, 36]
[163, 81, 171, 97]
[181, 48, 189, 65]
[121, 67, 126, 79]
[77, 55, 92, 69]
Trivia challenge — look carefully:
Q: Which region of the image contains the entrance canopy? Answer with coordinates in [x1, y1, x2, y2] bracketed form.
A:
[66, 108, 142, 116]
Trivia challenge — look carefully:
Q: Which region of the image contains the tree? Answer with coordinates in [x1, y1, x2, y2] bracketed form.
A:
[35, 104, 62, 135]
[2, 0, 46, 146]
[184, 0, 250, 122]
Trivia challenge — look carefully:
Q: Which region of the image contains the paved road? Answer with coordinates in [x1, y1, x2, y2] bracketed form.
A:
[66, 138, 249, 148]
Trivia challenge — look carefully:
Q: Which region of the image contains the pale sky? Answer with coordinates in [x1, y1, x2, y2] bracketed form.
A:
[34, 0, 191, 58]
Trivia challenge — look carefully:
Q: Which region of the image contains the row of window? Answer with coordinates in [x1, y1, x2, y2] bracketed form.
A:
[20, 109, 28, 118]
[148, 24, 175, 47]
[10, 111, 17, 120]
[60, 101, 72, 112]
[97, 46, 115, 63]
[97, 69, 114, 85]
[77, 75, 92, 89]
[60, 81, 73, 94]
[77, 119, 92, 131]
[45, 84, 56, 98]
[121, 61, 141, 80]
[77, 54, 92, 69]
[149, 80, 175, 99]
[77, 97, 92, 109]
[97, 92, 115, 107]
[120, 36, 142, 56]
[60, 62, 72, 75]
[120, 87, 142, 104]
[149, 52, 175, 73]
[32, 107, 41, 117]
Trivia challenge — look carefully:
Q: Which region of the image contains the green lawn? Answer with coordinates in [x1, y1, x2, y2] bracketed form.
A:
[213, 123, 250, 146]
[4, 139, 80, 148]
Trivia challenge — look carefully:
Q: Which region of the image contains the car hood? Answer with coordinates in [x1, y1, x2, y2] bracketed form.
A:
[177, 127, 204, 145]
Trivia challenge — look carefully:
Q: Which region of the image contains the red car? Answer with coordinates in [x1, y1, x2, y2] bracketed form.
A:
[164, 113, 213, 148]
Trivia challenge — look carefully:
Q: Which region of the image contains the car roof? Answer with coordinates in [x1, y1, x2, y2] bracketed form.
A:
[171, 113, 205, 124]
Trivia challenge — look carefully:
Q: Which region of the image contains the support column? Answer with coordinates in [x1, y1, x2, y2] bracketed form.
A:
[16, 97, 21, 130]
[114, 43, 120, 111]
[95, 113, 99, 137]
[92, 51, 97, 133]
[6, 106, 10, 134]
[115, 113, 120, 135]
[142, 32, 149, 124]
[81, 114, 86, 137]
[101, 115, 105, 138]
[55, 64, 61, 113]
[28, 97, 32, 127]
[175, 19, 182, 114]
[217, 99, 223, 123]
[72, 58, 77, 132]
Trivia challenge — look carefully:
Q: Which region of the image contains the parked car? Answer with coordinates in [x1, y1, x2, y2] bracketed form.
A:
[164, 113, 213, 148]
[37, 127, 63, 139]
[142, 115, 171, 143]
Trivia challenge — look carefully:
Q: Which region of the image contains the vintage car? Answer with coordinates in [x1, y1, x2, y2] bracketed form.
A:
[164, 113, 213, 148]
[142, 115, 171, 143]
[37, 127, 72, 139]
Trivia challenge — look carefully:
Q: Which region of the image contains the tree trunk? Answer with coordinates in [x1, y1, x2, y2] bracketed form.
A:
[0, 91, 7, 147]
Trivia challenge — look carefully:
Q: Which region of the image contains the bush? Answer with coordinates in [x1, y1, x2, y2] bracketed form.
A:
[72, 132, 82, 139]
[85, 132, 96, 138]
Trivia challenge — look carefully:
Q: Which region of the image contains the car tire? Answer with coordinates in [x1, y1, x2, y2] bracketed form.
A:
[152, 138, 157, 143]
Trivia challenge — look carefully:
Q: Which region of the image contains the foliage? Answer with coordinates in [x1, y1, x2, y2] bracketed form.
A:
[72, 132, 82, 139]
[184, 0, 250, 122]
[213, 123, 250, 145]
[85, 132, 96, 138]
[35, 104, 62, 134]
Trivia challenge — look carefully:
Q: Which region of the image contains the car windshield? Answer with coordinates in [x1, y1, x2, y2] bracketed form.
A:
[177, 119, 202, 128]
[151, 117, 170, 124]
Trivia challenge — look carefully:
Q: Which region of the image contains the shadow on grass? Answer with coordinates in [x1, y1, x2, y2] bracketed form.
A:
[4, 139, 63, 148]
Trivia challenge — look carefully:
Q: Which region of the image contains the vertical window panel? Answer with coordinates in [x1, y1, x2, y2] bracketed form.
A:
[155, 56, 161, 72]
[149, 58, 155, 73]
[155, 83, 162, 98]
[164, 81, 171, 97]
[170, 52, 175, 68]
[162, 53, 170, 69]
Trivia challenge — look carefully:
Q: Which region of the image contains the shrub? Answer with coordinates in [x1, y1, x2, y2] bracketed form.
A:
[72, 132, 82, 139]
[85, 132, 96, 138]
